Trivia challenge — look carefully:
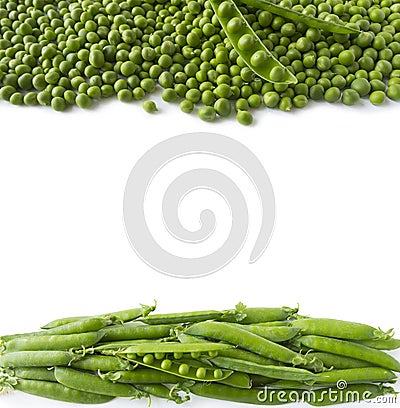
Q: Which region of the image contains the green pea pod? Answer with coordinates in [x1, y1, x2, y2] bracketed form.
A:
[297, 335, 400, 372]
[211, 356, 319, 381]
[103, 368, 182, 384]
[118, 353, 233, 382]
[210, 0, 297, 84]
[14, 379, 115, 404]
[41, 304, 156, 329]
[239, 0, 361, 34]
[4, 331, 104, 352]
[71, 355, 132, 372]
[307, 352, 372, 370]
[100, 323, 172, 342]
[313, 367, 397, 385]
[136, 383, 189, 404]
[111, 342, 233, 354]
[54, 367, 142, 398]
[354, 338, 400, 350]
[234, 324, 300, 342]
[13, 367, 57, 382]
[218, 371, 252, 389]
[291, 318, 393, 340]
[0, 351, 73, 368]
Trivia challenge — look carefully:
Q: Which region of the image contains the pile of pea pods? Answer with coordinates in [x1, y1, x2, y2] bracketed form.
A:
[1, 0, 400, 124]
[0, 302, 399, 405]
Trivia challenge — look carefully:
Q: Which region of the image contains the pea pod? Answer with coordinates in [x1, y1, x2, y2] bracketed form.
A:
[307, 352, 372, 370]
[297, 335, 400, 372]
[13, 367, 57, 382]
[109, 342, 233, 355]
[102, 368, 182, 384]
[313, 367, 397, 385]
[118, 352, 233, 382]
[234, 324, 300, 342]
[41, 304, 156, 329]
[185, 321, 319, 370]
[100, 323, 172, 342]
[14, 379, 115, 404]
[71, 355, 132, 372]
[210, 0, 296, 84]
[291, 318, 392, 340]
[142, 310, 227, 325]
[239, 0, 361, 34]
[54, 367, 142, 398]
[237, 305, 298, 324]
[4, 331, 104, 352]
[136, 384, 189, 404]
[219, 371, 252, 389]
[211, 356, 319, 381]
[0, 351, 73, 368]
[354, 338, 400, 350]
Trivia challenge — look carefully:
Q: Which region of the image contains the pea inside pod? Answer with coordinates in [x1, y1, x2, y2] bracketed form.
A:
[210, 0, 296, 84]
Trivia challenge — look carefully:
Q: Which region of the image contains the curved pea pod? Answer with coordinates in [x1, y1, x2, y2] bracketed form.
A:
[4, 331, 104, 352]
[190, 382, 296, 405]
[219, 371, 252, 389]
[41, 304, 156, 329]
[239, 0, 361, 35]
[141, 310, 225, 325]
[237, 305, 299, 324]
[178, 333, 278, 365]
[185, 321, 320, 370]
[14, 378, 115, 404]
[235, 324, 300, 342]
[54, 367, 142, 398]
[291, 318, 393, 340]
[249, 374, 277, 387]
[313, 367, 397, 385]
[209, 0, 297, 84]
[307, 384, 396, 406]
[42, 317, 114, 335]
[0, 351, 73, 367]
[211, 356, 319, 381]
[119, 353, 233, 382]
[100, 323, 172, 342]
[297, 335, 400, 372]
[110, 341, 234, 355]
[307, 352, 372, 369]
[102, 368, 182, 384]
[354, 338, 400, 350]
[13, 367, 57, 382]
[71, 355, 132, 371]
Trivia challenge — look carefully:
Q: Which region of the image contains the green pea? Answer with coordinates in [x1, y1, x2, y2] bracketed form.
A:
[10, 92, 24, 105]
[51, 96, 66, 111]
[198, 106, 217, 122]
[351, 77, 371, 97]
[369, 90, 386, 105]
[178, 364, 190, 376]
[263, 91, 280, 108]
[37, 90, 52, 106]
[342, 88, 360, 105]
[214, 98, 232, 117]
[387, 84, 400, 101]
[180, 99, 194, 113]
[160, 359, 172, 370]
[117, 89, 133, 103]
[293, 94, 309, 108]
[162, 88, 179, 102]
[213, 369, 224, 379]
[75, 93, 93, 109]
[142, 354, 154, 365]
[196, 367, 207, 379]
[324, 87, 341, 102]
[279, 96, 293, 111]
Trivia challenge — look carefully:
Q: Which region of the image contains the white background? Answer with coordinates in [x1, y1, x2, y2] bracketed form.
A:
[0, 97, 399, 407]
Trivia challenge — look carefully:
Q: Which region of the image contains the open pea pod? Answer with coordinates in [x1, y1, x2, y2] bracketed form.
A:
[210, 0, 297, 84]
[239, 0, 361, 35]
[115, 352, 233, 382]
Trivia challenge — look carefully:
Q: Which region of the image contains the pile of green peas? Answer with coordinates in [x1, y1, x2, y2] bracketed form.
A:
[0, 0, 400, 124]
[0, 302, 399, 405]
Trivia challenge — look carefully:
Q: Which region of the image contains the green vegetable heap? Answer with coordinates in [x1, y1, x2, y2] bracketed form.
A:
[1, 302, 399, 405]
[0, 0, 400, 123]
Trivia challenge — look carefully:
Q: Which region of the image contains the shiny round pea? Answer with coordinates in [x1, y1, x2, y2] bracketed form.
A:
[160, 359, 172, 370]
[118, 89, 133, 103]
[369, 90, 386, 105]
[75, 93, 93, 109]
[351, 78, 371, 97]
[23, 91, 38, 106]
[342, 88, 360, 105]
[293, 95, 309, 108]
[324, 87, 341, 102]
[196, 367, 207, 379]
[213, 369, 224, 379]
[162, 88, 179, 102]
[180, 100, 194, 113]
[198, 106, 216, 122]
[178, 364, 190, 376]
[387, 84, 400, 101]
[214, 98, 231, 117]
[236, 110, 253, 125]
[51, 96, 66, 111]
[142, 354, 154, 365]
